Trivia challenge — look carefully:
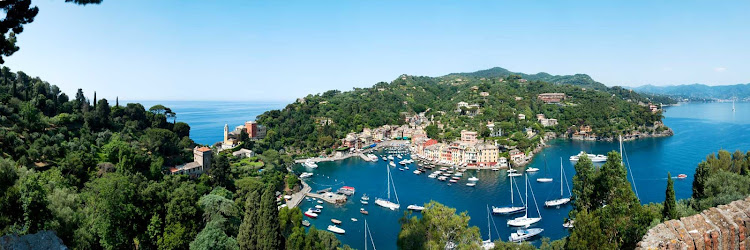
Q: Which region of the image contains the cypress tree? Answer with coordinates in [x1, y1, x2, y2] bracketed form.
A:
[238, 190, 261, 250]
[10, 80, 15, 97]
[116, 96, 119, 107]
[663, 172, 677, 220]
[258, 185, 284, 249]
[93, 91, 97, 109]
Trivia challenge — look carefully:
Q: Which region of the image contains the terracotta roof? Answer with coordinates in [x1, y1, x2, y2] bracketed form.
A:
[196, 147, 211, 152]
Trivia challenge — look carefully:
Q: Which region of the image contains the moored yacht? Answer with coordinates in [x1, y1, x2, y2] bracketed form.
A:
[507, 175, 542, 227]
[407, 204, 425, 211]
[509, 228, 544, 243]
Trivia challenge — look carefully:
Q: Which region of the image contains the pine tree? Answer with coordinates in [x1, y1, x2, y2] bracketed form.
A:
[663, 172, 677, 220]
[238, 190, 261, 250]
[257, 185, 284, 249]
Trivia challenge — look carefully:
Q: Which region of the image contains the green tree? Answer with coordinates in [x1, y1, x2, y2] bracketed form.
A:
[257, 185, 284, 249]
[397, 201, 481, 249]
[18, 169, 49, 234]
[237, 190, 261, 249]
[662, 172, 677, 220]
[211, 154, 232, 188]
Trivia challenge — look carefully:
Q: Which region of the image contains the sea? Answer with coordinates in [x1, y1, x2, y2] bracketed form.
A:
[145, 100, 750, 249]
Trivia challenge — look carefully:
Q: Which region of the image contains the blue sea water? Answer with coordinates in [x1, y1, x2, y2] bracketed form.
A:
[130, 100, 288, 145]
[147, 100, 750, 249]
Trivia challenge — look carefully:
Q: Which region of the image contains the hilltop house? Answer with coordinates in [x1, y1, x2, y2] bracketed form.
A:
[170, 146, 213, 177]
[538, 93, 566, 103]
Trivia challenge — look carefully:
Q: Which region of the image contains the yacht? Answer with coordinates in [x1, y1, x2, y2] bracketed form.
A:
[482, 205, 498, 249]
[468, 176, 479, 182]
[569, 151, 607, 162]
[492, 175, 525, 215]
[407, 204, 425, 211]
[507, 175, 542, 227]
[509, 228, 544, 243]
[367, 154, 378, 161]
[563, 220, 575, 228]
[303, 159, 319, 169]
[327, 225, 346, 234]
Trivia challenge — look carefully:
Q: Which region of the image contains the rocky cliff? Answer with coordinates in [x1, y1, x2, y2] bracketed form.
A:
[637, 196, 750, 249]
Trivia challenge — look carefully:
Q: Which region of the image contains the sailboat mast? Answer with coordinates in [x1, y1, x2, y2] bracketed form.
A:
[364, 220, 368, 250]
[560, 158, 563, 198]
[524, 174, 528, 218]
[486, 205, 491, 241]
[510, 175, 513, 205]
[386, 166, 391, 200]
[619, 135, 623, 166]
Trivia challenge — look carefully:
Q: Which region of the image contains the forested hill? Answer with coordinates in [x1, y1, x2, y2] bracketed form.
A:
[448, 67, 609, 90]
[256, 67, 669, 157]
[633, 83, 750, 101]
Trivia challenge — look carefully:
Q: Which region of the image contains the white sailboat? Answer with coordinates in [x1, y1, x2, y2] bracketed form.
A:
[733, 98, 736, 112]
[544, 158, 571, 207]
[482, 205, 496, 249]
[492, 175, 525, 215]
[536, 156, 553, 183]
[507, 174, 542, 227]
[375, 164, 401, 210]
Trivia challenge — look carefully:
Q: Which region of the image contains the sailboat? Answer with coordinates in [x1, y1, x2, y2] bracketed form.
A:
[507, 174, 542, 227]
[482, 205, 496, 249]
[363, 220, 377, 250]
[544, 158, 571, 207]
[733, 98, 736, 112]
[375, 164, 401, 210]
[492, 175, 525, 215]
[536, 155, 553, 183]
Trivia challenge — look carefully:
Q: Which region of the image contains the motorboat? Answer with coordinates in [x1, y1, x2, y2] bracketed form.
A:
[563, 220, 574, 228]
[508, 228, 544, 242]
[351, 218, 358, 222]
[677, 174, 687, 179]
[404, 166, 409, 170]
[437, 176, 448, 181]
[304, 209, 318, 218]
[361, 200, 368, 205]
[315, 205, 323, 209]
[389, 161, 396, 167]
[428, 174, 437, 178]
[398, 168, 404, 171]
[312, 209, 321, 213]
[545, 158, 572, 207]
[449, 179, 458, 183]
[407, 205, 425, 211]
[508, 172, 522, 177]
[468, 176, 479, 182]
[360, 208, 369, 215]
[387, 155, 394, 161]
[413, 170, 421, 175]
[492, 175, 525, 215]
[525, 167, 539, 172]
[368, 154, 378, 161]
[317, 200, 323, 204]
[303, 159, 319, 169]
[507, 175, 542, 227]
[327, 225, 345, 234]
[299, 172, 314, 178]
[361, 194, 370, 201]
[451, 176, 461, 180]
[491, 168, 500, 171]
[454, 172, 463, 177]
[302, 220, 311, 227]
[331, 219, 342, 225]
[466, 182, 476, 187]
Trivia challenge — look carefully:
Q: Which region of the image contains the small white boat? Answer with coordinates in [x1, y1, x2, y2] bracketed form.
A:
[303, 160, 319, 169]
[569, 151, 607, 162]
[449, 179, 458, 183]
[299, 172, 314, 178]
[428, 174, 437, 178]
[466, 182, 476, 187]
[468, 176, 479, 182]
[509, 228, 544, 242]
[397, 155, 403, 159]
[317, 200, 323, 204]
[389, 162, 396, 167]
[315, 205, 323, 209]
[387, 155, 394, 160]
[351, 218, 358, 222]
[437, 176, 448, 181]
[525, 167, 539, 172]
[327, 225, 345, 234]
[563, 220, 575, 228]
[331, 219, 342, 224]
[536, 178, 553, 183]
[407, 204, 425, 211]
[361, 194, 370, 201]
[361, 200, 368, 205]
[508, 173, 522, 177]
[413, 170, 421, 174]
[507, 169, 517, 173]
[404, 166, 409, 170]
[302, 220, 310, 227]
[454, 172, 463, 177]
[491, 168, 500, 171]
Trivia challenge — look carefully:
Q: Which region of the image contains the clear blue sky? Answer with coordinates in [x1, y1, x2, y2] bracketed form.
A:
[4, 0, 749, 101]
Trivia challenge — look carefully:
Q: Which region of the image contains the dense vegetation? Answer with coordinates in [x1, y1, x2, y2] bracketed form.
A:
[634, 83, 750, 101]
[0, 67, 348, 249]
[257, 68, 668, 157]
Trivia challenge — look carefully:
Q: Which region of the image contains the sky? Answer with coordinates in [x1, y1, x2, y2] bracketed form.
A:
[3, 0, 749, 101]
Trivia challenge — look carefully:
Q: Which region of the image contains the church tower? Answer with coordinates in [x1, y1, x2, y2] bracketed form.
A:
[224, 124, 229, 144]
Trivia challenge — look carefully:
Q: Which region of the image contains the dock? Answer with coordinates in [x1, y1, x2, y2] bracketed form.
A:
[305, 191, 348, 204]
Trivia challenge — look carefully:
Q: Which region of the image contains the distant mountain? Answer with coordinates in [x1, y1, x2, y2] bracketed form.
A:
[447, 67, 609, 90]
[633, 83, 750, 101]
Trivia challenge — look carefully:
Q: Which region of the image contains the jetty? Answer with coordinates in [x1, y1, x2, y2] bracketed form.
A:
[286, 181, 312, 209]
[305, 191, 348, 204]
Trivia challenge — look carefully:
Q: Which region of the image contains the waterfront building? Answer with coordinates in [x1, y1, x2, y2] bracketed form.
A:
[477, 143, 499, 165]
[245, 121, 258, 138]
[498, 157, 509, 168]
[509, 149, 525, 163]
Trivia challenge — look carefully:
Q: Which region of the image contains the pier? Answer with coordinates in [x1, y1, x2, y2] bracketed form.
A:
[286, 181, 312, 209]
[305, 191, 348, 204]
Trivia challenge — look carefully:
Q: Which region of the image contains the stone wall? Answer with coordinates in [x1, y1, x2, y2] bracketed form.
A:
[637, 196, 750, 249]
[0, 230, 67, 250]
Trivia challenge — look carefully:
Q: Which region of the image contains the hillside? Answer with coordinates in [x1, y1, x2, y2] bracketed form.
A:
[256, 67, 668, 157]
[633, 83, 750, 101]
[448, 67, 609, 90]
